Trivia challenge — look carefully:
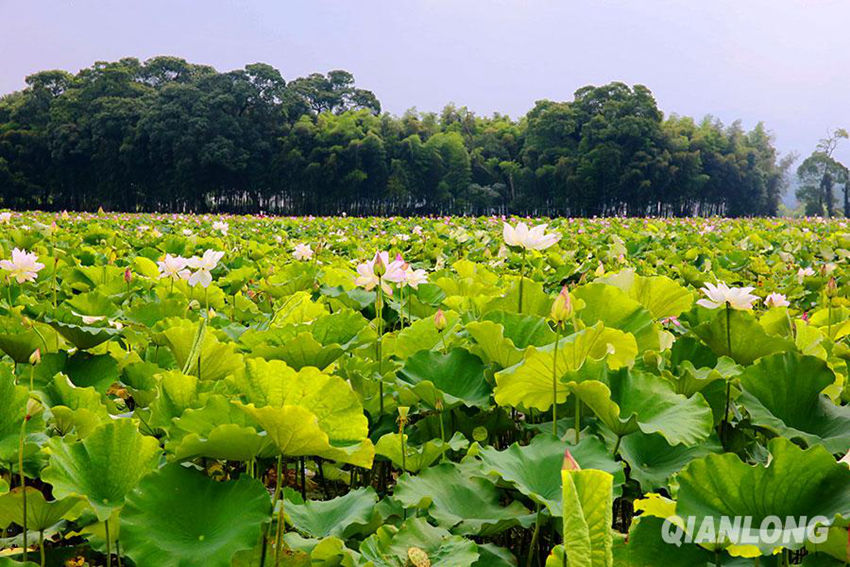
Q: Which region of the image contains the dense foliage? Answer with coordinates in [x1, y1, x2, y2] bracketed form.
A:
[0, 57, 794, 216]
[0, 211, 849, 566]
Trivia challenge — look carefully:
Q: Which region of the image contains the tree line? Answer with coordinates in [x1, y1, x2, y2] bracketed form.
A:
[0, 56, 797, 216]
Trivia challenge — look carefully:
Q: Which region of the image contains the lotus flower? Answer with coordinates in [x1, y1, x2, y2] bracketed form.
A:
[355, 252, 404, 295]
[212, 221, 229, 235]
[696, 282, 759, 310]
[764, 292, 790, 308]
[293, 243, 313, 261]
[0, 248, 45, 283]
[186, 250, 224, 288]
[157, 254, 190, 281]
[502, 222, 560, 251]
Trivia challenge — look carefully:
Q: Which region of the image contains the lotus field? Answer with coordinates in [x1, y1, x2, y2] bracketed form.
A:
[1, 211, 850, 567]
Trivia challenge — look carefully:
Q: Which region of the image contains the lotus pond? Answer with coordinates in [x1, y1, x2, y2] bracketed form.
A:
[0, 212, 849, 566]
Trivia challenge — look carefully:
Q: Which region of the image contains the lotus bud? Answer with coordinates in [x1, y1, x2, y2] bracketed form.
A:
[373, 253, 386, 277]
[550, 286, 573, 324]
[25, 398, 42, 421]
[397, 406, 410, 427]
[562, 449, 581, 471]
[826, 277, 838, 299]
[29, 348, 41, 366]
[21, 317, 33, 329]
[434, 309, 447, 332]
[124, 267, 133, 283]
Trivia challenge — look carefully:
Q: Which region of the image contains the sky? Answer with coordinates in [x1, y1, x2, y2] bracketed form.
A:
[3, 0, 850, 176]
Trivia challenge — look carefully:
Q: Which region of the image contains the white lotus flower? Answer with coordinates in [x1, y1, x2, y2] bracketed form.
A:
[186, 249, 224, 288]
[182, 228, 193, 236]
[502, 222, 560, 251]
[72, 312, 105, 325]
[354, 251, 404, 295]
[797, 267, 815, 283]
[764, 292, 790, 308]
[212, 221, 229, 235]
[396, 257, 428, 289]
[157, 254, 191, 281]
[697, 282, 759, 310]
[0, 212, 11, 223]
[293, 243, 313, 261]
[0, 248, 45, 283]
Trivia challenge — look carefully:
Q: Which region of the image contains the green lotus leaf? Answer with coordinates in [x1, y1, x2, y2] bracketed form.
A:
[481, 310, 555, 348]
[475, 434, 624, 515]
[167, 395, 273, 461]
[561, 465, 614, 567]
[387, 309, 461, 359]
[42, 419, 161, 520]
[249, 331, 344, 370]
[359, 517, 479, 567]
[597, 270, 694, 319]
[125, 297, 187, 327]
[284, 486, 378, 539]
[0, 366, 30, 459]
[677, 437, 850, 552]
[237, 403, 374, 468]
[397, 348, 491, 409]
[0, 487, 86, 531]
[693, 309, 796, 365]
[573, 283, 660, 351]
[484, 277, 552, 317]
[573, 368, 713, 446]
[466, 320, 525, 368]
[393, 463, 532, 536]
[494, 324, 638, 411]
[473, 544, 517, 567]
[740, 352, 850, 453]
[375, 431, 469, 473]
[158, 320, 243, 381]
[309, 309, 370, 347]
[65, 291, 121, 319]
[46, 309, 121, 350]
[0, 315, 56, 363]
[148, 370, 204, 429]
[618, 432, 722, 492]
[611, 516, 714, 566]
[121, 464, 272, 567]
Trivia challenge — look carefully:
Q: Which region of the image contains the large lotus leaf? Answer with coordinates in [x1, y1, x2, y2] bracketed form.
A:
[386, 309, 461, 359]
[0, 366, 29, 460]
[0, 315, 57, 363]
[121, 464, 271, 567]
[561, 465, 614, 567]
[47, 311, 121, 350]
[573, 283, 660, 351]
[237, 403, 374, 468]
[618, 432, 722, 492]
[249, 331, 343, 370]
[573, 368, 713, 446]
[228, 359, 369, 443]
[42, 419, 161, 520]
[494, 324, 638, 411]
[284, 486, 378, 539]
[38, 373, 110, 432]
[359, 517, 479, 567]
[481, 311, 555, 348]
[484, 277, 552, 317]
[167, 395, 273, 461]
[466, 320, 524, 368]
[282, 532, 362, 565]
[158, 319, 243, 381]
[375, 431, 469, 473]
[597, 270, 694, 319]
[148, 370, 203, 430]
[309, 309, 370, 347]
[66, 291, 121, 318]
[397, 348, 491, 409]
[677, 438, 850, 551]
[125, 297, 188, 328]
[693, 309, 796, 365]
[0, 488, 85, 531]
[739, 352, 850, 453]
[475, 434, 624, 515]
[393, 463, 532, 536]
[59, 351, 118, 392]
[612, 516, 714, 566]
[473, 544, 517, 567]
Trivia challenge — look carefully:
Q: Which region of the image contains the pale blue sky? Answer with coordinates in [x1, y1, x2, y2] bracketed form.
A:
[3, 0, 850, 167]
